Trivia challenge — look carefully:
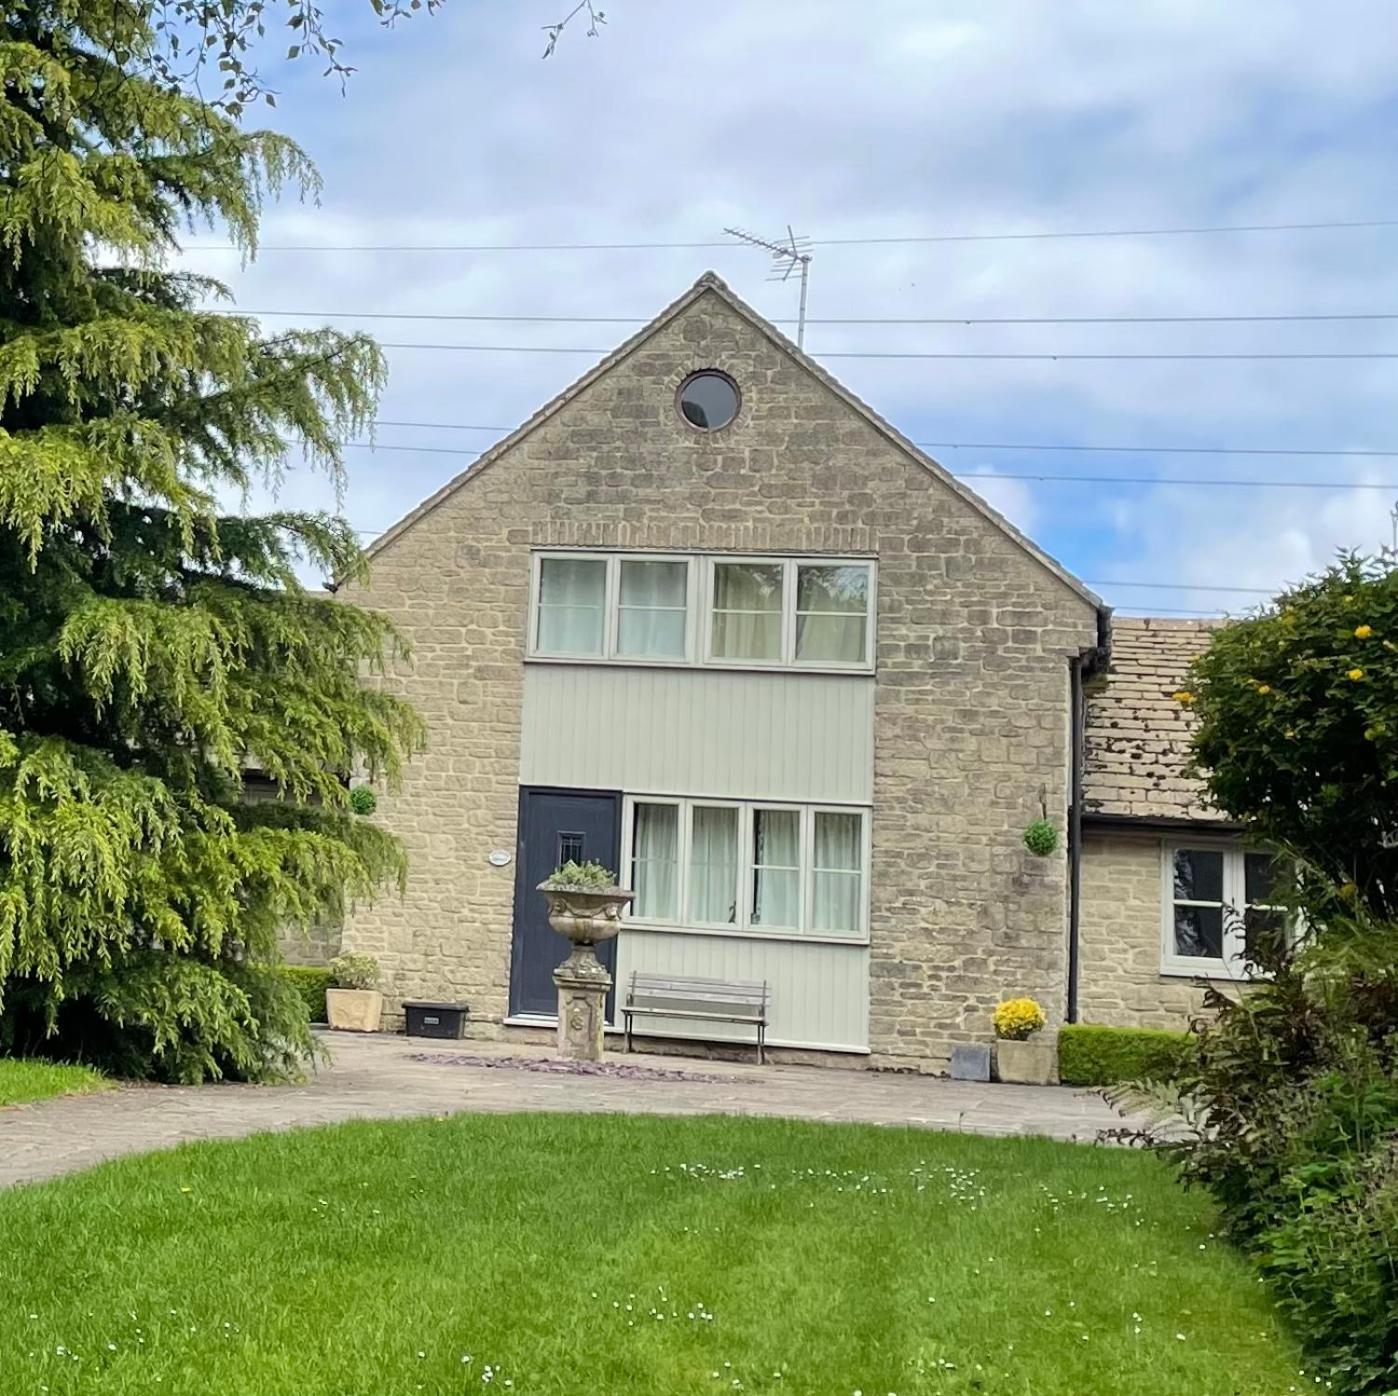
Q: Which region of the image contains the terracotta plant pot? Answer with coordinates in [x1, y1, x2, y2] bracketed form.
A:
[994, 1036, 1057, 1086]
[325, 987, 384, 1033]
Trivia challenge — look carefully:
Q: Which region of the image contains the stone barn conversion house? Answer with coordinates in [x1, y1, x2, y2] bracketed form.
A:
[330, 273, 1254, 1071]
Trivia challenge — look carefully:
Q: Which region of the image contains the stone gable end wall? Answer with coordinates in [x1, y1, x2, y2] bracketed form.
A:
[340, 290, 1100, 1068]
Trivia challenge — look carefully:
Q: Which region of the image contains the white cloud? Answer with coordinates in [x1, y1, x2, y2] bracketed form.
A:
[180, 0, 1398, 605]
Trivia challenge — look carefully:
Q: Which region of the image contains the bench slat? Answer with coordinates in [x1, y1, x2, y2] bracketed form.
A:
[630, 996, 760, 1013]
[630, 973, 765, 993]
[625, 1006, 765, 1025]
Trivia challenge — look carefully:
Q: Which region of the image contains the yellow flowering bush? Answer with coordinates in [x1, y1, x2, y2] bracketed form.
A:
[1186, 554, 1398, 917]
[993, 997, 1046, 1041]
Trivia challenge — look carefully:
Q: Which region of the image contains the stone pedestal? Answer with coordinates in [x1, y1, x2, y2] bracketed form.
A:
[538, 880, 634, 1063]
[553, 947, 612, 1062]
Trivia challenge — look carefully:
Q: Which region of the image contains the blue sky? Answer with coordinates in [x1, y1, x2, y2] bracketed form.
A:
[175, 0, 1398, 613]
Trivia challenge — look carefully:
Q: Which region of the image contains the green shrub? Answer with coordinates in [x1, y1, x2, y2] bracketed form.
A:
[1058, 1024, 1193, 1086]
[542, 859, 615, 890]
[1111, 912, 1398, 1394]
[329, 954, 380, 991]
[282, 966, 333, 1023]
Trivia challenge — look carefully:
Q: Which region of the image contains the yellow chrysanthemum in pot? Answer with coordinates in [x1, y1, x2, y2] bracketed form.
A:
[993, 997, 1046, 1041]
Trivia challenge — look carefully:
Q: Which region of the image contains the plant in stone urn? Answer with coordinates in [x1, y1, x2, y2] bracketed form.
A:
[538, 861, 634, 1062]
[325, 954, 384, 1033]
[992, 996, 1056, 1085]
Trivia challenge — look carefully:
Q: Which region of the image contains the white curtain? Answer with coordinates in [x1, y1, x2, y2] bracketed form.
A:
[795, 565, 868, 663]
[537, 557, 606, 655]
[711, 562, 782, 660]
[752, 808, 800, 928]
[812, 811, 862, 932]
[631, 803, 679, 919]
[687, 805, 738, 924]
[617, 560, 687, 658]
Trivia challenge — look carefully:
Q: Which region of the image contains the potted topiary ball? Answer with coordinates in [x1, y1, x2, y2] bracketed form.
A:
[992, 996, 1055, 1085]
[1022, 818, 1059, 857]
[325, 953, 383, 1033]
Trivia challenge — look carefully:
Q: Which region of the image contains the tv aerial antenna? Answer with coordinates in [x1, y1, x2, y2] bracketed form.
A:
[723, 225, 813, 347]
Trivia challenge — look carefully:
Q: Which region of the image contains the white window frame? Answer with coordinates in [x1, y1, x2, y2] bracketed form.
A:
[529, 552, 697, 664]
[529, 551, 611, 660]
[620, 795, 870, 944]
[624, 796, 684, 925]
[613, 555, 697, 664]
[684, 798, 745, 931]
[808, 804, 871, 938]
[1159, 841, 1288, 978]
[748, 802, 807, 933]
[526, 551, 875, 674]
[704, 556, 875, 671]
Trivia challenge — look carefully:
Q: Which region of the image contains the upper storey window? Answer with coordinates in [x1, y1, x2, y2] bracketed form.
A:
[677, 371, 740, 431]
[529, 552, 875, 672]
[535, 556, 606, 655]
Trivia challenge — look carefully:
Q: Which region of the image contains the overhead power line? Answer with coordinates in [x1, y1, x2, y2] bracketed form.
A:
[1111, 605, 1234, 616]
[1086, 579, 1272, 595]
[369, 341, 1398, 361]
[231, 307, 1398, 327]
[337, 442, 1398, 490]
[371, 419, 1398, 458]
[180, 215, 1398, 254]
[334, 518, 1257, 608]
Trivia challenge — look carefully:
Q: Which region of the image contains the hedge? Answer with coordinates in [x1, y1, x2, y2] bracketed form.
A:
[1058, 1023, 1194, 1086]
[282, 966, 333, 1024]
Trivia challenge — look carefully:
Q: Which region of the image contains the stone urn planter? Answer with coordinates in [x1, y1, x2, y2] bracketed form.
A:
[994, 1038, 1057, 1086]
[538, 880, 634, 1062]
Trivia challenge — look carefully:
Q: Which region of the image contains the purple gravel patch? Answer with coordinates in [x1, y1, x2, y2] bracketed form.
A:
[407, 1052, 740, 1085]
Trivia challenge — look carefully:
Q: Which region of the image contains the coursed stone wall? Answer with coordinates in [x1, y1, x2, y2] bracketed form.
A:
[1077, 830, 1229, 1028]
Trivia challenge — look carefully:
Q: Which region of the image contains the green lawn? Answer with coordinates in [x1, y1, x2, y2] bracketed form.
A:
[0, 1058, 107, 1108]
[0, 1114, 1308, 1395]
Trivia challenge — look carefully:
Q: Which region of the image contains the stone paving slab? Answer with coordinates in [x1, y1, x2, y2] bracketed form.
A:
[0, 1031, 1130, 1189]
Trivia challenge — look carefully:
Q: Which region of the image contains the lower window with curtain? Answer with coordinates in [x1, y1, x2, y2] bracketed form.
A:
[622, 796, 869, 942]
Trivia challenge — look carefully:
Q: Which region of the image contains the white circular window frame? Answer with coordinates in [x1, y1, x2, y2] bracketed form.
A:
[674, 368, 742, 434]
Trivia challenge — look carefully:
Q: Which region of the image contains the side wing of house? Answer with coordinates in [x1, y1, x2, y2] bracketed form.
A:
[1079, 616, 1266, 1028]
[339, 274, 1101, 1069]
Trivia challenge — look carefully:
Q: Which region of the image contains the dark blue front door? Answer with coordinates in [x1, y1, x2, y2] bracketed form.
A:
[509, 787, 621, 1019]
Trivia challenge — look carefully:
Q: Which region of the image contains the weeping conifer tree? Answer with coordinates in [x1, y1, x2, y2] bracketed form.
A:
[0, 3, 426, 1081]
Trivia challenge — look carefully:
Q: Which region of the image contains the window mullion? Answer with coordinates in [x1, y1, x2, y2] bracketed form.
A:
[529, 552, 542, 655]
[678, 800, 692, 926]
[805, 810, 816, 927]
[788, 556, 799, 665]
[683, 557, 696, 663]
[1226, 850, 1245, 965]
[738, 803, 753, 931]
[703, 558, 716, 662]
[604, 555, 619, 658]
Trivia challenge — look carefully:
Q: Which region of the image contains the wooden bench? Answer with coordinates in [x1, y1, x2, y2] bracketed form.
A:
[622, 972, 770, 1064]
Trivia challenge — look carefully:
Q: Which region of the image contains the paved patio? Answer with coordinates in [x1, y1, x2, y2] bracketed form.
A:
[0, 1031, 1131, 1188]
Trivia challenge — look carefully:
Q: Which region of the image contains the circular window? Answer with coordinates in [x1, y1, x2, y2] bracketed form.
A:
[677, 371, 740, 431]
